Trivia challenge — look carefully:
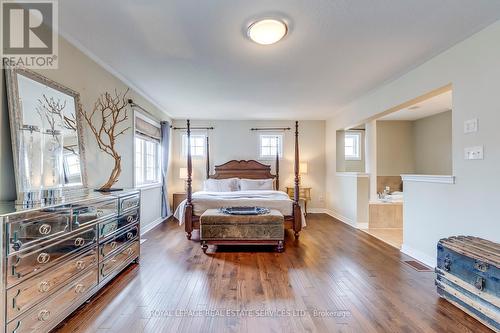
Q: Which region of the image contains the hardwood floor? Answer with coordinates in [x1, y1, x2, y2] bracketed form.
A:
[55, 214, 491, 333]
[361, 228, 403, 249]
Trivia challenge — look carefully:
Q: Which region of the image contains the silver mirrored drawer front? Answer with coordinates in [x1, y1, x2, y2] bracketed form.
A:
[7, 226, 97, 287]
[6, 248, 97, 321]
[119, 194, 140, 214]
[7, 268, 98, 333]
[100, 225, 139, 259]
[6, 208, 72, 254]
[99, 209, 139, 239]
[71, 198, 118, 227]
[100, 241, 139, 280]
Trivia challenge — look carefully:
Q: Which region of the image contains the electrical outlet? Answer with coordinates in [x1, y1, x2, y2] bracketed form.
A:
[464, 118, 478, 134]
[464, 146, 483, 160]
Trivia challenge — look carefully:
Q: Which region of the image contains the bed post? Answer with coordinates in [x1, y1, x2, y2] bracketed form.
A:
[206, 135, 210, 179]
[275, 137, 280, 190]
[185, 119, 193, 240]
[293, 121, 302, 239]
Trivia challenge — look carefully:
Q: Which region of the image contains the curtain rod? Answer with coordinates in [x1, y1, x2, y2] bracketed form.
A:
[128, 99, 161, 122]
[171, 126, 214, 130]
[250, 127, 291, 131]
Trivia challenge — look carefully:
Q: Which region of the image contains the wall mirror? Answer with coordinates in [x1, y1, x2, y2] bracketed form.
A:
[5, 67, 88, 205]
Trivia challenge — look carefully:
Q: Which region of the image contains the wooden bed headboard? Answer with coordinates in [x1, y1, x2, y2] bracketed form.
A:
[211, 160, 276, 181]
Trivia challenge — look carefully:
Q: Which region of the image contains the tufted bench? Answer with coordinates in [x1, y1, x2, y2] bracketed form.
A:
[200, 209, 284, 253]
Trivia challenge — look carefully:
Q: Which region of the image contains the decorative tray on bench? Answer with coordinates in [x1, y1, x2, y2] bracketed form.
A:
[220, 207, 270, 215]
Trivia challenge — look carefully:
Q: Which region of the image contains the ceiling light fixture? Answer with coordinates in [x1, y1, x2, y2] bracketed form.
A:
[248, 19, 288, 45]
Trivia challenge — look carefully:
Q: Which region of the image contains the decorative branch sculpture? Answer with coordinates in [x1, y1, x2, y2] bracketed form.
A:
[80, 89, 130, 190]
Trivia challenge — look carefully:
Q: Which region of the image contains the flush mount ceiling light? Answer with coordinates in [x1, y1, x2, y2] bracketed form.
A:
[248, 19, 288, 45]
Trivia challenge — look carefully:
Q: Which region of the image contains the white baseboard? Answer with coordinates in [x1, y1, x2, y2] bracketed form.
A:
[323, 209, 356, 227]
[356, 222, 369, 229]
[401, 243, 436, 268]
[141, 215, 169, 235]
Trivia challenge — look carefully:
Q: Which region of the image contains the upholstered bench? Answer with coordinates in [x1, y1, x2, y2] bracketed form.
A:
[200, 209, 284, 253]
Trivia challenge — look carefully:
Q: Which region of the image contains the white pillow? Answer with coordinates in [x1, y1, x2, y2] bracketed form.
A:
[203, 178, 239, 192]
[239, 178, 274, 191]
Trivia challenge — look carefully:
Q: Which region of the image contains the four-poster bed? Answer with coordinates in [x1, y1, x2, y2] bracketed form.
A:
[181, 120, 303, 241]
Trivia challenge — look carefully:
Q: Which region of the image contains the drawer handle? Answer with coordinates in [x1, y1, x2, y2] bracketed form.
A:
[37, 253, 50, 264]
[96, 209, 104, 217]
[12, 289, 21, 310]
[74, 237, 85, 247]
[75, 260, 86, 270]
[110, 241, 117, 249]
[127, 215, 134, 223]
[38, 223, 51, 235]
[38, 281, 50, 293]
[127, 232, 134, 240]
[127, 248, 134, 256]
[12, 240, 23, 252]
[37, 309, 51, 322]
[11, 320, 21, 333]
[74, 284, 86, 294]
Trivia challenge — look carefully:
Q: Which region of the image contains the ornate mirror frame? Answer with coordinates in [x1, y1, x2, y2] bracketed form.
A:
[5, 67, 88, 205]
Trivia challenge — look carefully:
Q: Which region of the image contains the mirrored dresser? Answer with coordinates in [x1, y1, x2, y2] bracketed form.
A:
[0, 189, 140, 333]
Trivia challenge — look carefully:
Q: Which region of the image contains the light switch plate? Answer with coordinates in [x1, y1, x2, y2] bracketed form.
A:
[464, 146, 483, 160]
[464, 118, 478, 134]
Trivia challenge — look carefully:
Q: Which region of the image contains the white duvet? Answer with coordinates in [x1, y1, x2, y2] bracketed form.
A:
[173, 190, 306, 227]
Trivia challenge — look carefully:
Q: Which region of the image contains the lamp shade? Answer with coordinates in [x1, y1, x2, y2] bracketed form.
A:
[179, 167, 188, 180]
[299, 162, 308, 174]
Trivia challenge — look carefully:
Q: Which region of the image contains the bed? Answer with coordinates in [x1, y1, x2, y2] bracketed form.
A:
[179, 120, 303, 240]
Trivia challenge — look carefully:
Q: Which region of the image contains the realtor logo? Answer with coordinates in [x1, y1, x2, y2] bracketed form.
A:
[1, 0, 58, 68]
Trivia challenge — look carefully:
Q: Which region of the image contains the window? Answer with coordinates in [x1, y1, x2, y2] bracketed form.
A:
[259, 135, 283, 159]
[134, 112, 162, 187]
[345, 132, 361, 160]
[182, 134, 205, 157]
[135, 137, 161, 186]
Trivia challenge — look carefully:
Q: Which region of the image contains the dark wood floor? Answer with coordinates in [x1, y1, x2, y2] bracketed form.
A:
[55, 214, 491, 333]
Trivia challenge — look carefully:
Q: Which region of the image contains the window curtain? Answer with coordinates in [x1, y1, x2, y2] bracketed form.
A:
[160, 121, 171, 218]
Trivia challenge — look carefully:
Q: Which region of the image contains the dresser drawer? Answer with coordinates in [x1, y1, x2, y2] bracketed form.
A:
[6, 247, 97, 321]
[100, 241, 139, 280]
[71, 198, 118, 227]
[99, 225, 139, 259]
[7, 268, 98, 333]
[7, 226, 97, 287]
[99, 209, 139, 239]
[119, 194, 140, 214]
[7, 210, 71, 255]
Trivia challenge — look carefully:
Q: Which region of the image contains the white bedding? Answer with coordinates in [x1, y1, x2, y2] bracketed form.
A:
[173, 190, 306, 227]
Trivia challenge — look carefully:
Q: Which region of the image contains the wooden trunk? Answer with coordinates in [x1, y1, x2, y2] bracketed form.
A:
[435, 236, 499, 332]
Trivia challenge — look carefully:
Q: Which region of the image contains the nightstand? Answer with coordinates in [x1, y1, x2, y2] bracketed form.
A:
[285, 187, 311, 215]
[173, 192, 187, 213]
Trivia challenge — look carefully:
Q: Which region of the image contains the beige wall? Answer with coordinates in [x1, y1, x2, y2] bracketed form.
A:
[377, 121, 415, 176]
[414, 110, 452, 175]
[169, 119, 326, 209]
[0, 36, 171, 229]
[325, 20, 500, 266]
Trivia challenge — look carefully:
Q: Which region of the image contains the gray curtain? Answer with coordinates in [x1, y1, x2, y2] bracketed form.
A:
[160, 121, 171, 218]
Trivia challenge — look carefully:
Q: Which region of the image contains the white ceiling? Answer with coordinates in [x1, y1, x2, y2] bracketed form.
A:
[379, 90, 452, 121]
[58, 1, 500, 120]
